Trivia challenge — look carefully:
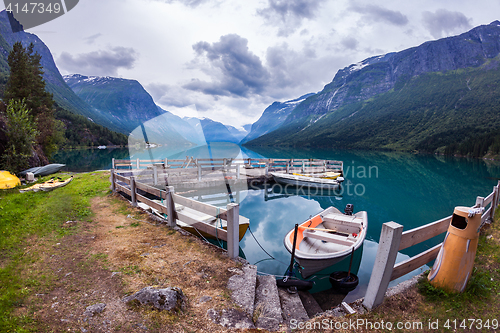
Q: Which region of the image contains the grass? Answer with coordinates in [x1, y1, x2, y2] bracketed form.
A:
[0, 172, 111, 332]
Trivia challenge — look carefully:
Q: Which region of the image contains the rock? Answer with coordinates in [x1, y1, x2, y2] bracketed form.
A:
[253, 275, 283, 331]
[278, 288, 309, 325]
[123, 287, 186, 312]
[83, 303, 106, 317]
[207, 308, 255, 329]
[199, 296, 212, 303]
[227, 265, 257, 317]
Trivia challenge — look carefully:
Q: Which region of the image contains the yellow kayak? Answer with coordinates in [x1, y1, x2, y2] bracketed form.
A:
[39, 176, 73, 192]
[20, 176, 73, 193]
[0, 171, 20, 189]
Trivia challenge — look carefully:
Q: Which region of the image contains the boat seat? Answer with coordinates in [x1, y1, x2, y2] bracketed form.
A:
[322, 214, 363, 234]
[303, 229, 356, 246]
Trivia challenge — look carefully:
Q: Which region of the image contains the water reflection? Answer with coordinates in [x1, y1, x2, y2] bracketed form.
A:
[54, 144, 500, 299]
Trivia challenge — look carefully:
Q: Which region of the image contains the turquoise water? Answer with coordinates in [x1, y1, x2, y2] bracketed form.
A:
[54, 144, 500, 302]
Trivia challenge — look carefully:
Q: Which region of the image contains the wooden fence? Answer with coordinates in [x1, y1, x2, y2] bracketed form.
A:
[110, 169, 241, 258]
[363, 180, 500, 309]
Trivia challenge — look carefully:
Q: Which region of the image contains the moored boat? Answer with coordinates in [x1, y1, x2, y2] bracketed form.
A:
[292, 171, 342, 180]
[146, 202, 249, 241]
[284, 205, 367, 278]
[271, 172, 344, 190]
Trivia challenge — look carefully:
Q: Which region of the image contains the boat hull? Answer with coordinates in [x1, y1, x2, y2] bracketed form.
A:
[271, 172, 342, 189]
[284, 206, 368, 278]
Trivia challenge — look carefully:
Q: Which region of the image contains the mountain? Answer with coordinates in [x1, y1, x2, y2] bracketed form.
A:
[240, 93, 314, 144]
[246, 21, 500, 156]
[64, 74, 193, 146]
[184, 117, 240, 143]
[225, 124, 249, 143]
[156, 106, 206, 146]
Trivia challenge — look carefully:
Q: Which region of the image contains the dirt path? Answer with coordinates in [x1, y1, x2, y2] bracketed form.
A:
[28, 194, 245, 332]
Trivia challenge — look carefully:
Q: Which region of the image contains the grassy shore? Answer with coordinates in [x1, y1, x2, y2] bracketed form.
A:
[1, 171, 499, 332]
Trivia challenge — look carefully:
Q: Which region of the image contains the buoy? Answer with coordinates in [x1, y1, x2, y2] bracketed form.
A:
[428, 206, 483, 292]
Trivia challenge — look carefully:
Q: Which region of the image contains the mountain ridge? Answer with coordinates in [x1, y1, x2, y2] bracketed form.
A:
[244, 21, 500, 156]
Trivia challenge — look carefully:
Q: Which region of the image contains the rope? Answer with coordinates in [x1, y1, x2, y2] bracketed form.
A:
[248, 225, 288, 266]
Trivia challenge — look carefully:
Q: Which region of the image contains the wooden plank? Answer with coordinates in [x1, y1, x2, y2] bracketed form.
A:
[484, 191, 494, 205]
[115, 174, 131, 184]
[134, 181, 164, 198]
[172, 193, 227, 219]
[136, 193, 168, 215]
[115, 183, 131, 196]
[482, 207, 492, 223]
[176, 211, 228, 241]
[399, 216, 450, 251]
[391, 243, 441, 281]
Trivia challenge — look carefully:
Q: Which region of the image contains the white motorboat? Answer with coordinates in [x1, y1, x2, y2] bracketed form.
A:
[284, 205, 367, 278]
[271, 172, 344, 190]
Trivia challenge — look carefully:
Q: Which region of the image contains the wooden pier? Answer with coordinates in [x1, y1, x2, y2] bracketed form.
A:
[112, 157, 343, 190]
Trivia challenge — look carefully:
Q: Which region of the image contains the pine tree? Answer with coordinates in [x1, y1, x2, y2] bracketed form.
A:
[1, 99, 39, 173]
[4, 42, 54, 114]
[1, 41, 61, 166]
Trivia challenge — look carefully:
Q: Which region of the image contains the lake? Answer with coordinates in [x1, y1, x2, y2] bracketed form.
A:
[54, 143, 500, 302]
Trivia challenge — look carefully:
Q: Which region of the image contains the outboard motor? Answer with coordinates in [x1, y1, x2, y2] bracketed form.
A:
[344, 204, 354, 215]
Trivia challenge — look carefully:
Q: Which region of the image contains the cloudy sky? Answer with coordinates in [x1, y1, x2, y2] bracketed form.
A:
[4, 0, 500, 128]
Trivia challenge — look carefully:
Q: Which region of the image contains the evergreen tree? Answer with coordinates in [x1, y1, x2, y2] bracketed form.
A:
[2, 42, 62, 164]
[4, 42, 54, 114]
[1, 99, 38, 173]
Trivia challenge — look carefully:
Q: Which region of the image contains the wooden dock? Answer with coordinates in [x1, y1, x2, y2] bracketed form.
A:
[112, 157, 343, 190]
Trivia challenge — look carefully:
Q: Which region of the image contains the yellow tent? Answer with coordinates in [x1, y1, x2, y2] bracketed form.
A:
[0, 170, 21, 189]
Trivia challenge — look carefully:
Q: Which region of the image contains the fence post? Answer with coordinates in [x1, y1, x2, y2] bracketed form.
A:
[236, 164, 240, 180]
[112, 158, 115, 169]
[153, 165, 158, 185]
[491, 185, 498, 221]
[363, 221, 404, 310]
[130, 176, 137, 207]
[136, 158, 140, 170]
[110, 169, 116, 193]
[286, 160, 290, 174]
[476, 196, 485, 208]
[226, 203, 239, 259]
[164, 158, 168, 168]
[302, 161, 305, 173]
[166, 186, 176, 228]
[198, 164, 202, 181]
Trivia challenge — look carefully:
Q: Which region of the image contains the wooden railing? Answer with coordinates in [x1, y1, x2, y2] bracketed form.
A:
[110, 169, 241, 258]
[363, 181, 500, 310]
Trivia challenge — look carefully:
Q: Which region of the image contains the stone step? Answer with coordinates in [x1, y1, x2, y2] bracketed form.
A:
[227, 265, 257, 317]
[253, 275, 284, 331]
[298, 290, 323, 318]
[278, 287, 309, 326]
